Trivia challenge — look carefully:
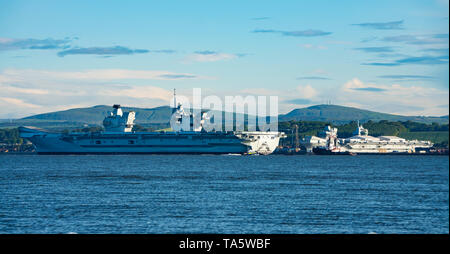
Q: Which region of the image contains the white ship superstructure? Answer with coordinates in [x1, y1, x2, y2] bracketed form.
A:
[311, 122, 433, 154]
[20, 101, 285, 155]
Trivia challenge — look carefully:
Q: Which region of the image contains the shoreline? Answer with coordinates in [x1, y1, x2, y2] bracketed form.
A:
[1, 152, 448, 156]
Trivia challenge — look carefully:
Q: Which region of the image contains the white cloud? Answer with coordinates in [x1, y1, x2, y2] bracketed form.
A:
[237, 86, 318, 113]
[296, 85, 317, 99]
[103, 86, 173, 101]
[249, 78, 448, 116]
[0, 98, 94, 119]
[335, 78, 449, 116]
[0, 68, 202, 81]
[0, 97, 42, 109]
[0, 67, 447, 118]
[239, 88, 279, 96]
[343, 78, 365, 89]
[300, 44, 328, 50]
[0, 84, 49, 95]
[312, 69, 329, 75]
[184, 52, 237, 62]
[0, 68, 202, 118]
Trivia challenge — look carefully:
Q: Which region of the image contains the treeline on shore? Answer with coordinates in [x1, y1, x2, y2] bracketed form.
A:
[1, 120, 449, 150]
[0, 128, 22, 145]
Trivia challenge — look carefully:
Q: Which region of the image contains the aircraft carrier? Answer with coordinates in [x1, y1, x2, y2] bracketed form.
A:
[19, 101, 285, 155]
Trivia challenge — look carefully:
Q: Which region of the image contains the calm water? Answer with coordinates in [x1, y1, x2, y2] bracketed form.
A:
[0, 155, 448, 234]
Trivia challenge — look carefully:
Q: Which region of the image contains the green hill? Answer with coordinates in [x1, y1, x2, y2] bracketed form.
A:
[279, 104, 448, 124]
[0, 104, 447, 130]
[23, 105, 172, 124]
[0, 105, 173, 130]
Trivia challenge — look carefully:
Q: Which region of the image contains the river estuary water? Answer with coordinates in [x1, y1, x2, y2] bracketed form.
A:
[0, 154, 448, 234]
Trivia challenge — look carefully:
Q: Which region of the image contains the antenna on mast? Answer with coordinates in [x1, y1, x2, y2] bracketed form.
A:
[357, 120, 360, 136]
[172, 88, 178, 114]
[173, 88, 176, 108]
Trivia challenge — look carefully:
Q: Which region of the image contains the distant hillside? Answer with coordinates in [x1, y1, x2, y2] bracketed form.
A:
[23, 105, 172, 124]
[279, 105, 449, 124]
[3, 105, 247, 130]
[0, 105, 173, 130]
[0, 104, 447, 130]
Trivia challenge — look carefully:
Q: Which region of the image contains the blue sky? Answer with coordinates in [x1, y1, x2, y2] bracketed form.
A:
[0, 0, 448, 118]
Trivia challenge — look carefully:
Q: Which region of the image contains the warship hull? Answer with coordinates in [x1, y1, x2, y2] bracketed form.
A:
[20, 127, 282, 155]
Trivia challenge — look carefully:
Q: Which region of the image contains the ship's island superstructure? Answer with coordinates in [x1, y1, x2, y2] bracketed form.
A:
[19, 100, 285, 155]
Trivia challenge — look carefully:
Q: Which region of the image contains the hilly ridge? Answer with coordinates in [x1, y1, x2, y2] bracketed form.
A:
[23, 105, 173, 124]
[279, 104, 448, 124]
[0, 104, 447, 130]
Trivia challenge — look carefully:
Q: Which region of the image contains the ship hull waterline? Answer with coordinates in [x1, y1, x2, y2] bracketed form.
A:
[312, 147, 428, 155]
[25, 133, 261, 155]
